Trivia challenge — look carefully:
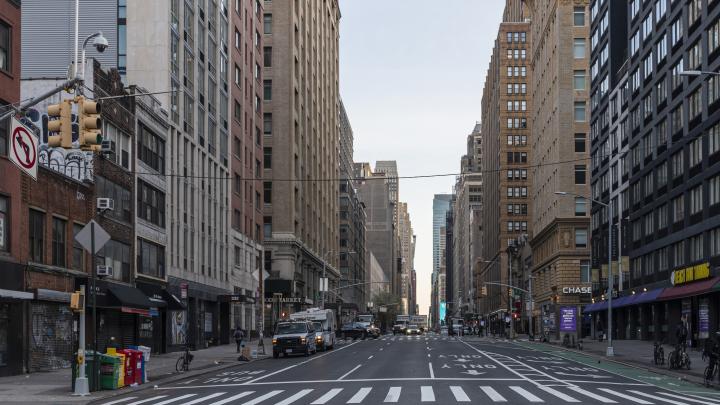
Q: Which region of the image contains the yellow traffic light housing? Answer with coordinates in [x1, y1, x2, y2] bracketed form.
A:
[76, 96, 102, 151]
[47, 99, 73, 148]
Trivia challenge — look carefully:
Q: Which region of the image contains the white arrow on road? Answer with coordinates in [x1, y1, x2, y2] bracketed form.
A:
[555, 372, 611, 379]
[454, 358, 472, 363]
[461, 370, 486, 376]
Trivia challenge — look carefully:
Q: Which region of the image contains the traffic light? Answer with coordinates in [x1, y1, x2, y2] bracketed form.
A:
[512, 300, 522, 319]
[77, 96, 102, 151]
[47, 99, 73, 148]
[481, 286, 487, 296]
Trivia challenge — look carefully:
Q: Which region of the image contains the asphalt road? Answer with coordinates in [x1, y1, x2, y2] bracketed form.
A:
[90, 334, 720, 405]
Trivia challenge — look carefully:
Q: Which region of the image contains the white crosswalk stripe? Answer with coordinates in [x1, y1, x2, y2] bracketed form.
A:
[127, 396, 168, 405]
[347, 387, 372, 403]
[384, 387, 402, 403]
[481, 386, 508, 402]
[537, 386, 579, 402]
[208, 391, 254, 405]
[275, 389, 314, 405]
[598, 388, 654, 404]
[100, 398, 138, 405]
[241, 390, 284, 405]
[628, 390, 692, 405]
[567, 386, 617, 403]
[449, 386, 471, 402]
[178, 392, 226, 405]
[311, 388, 343, 404]
[153, 394, 197, 405]
[420, 386, 435, 402]
[657, 391, 720, 404]
[509, 386, 542, 403]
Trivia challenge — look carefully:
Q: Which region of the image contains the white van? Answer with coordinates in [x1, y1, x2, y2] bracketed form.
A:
[289, 308, 336, 351]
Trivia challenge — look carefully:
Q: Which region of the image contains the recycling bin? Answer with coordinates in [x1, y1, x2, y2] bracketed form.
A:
[72, 351, 99, 392]
[99, 353, 121, 390]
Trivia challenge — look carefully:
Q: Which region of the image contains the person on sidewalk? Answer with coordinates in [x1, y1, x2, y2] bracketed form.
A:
[675, 316, 688, 349]
[233, 327, 245, 353]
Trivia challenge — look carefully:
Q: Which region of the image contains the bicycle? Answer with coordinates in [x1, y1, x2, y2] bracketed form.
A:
[668, 342, 690, 370]
[703, 350, 719, 387]
[653, 341, 665, 366]
[176, 345, 194, 372]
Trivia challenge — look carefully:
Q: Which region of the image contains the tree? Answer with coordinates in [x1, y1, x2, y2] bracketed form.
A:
[372, 291, 401, 332]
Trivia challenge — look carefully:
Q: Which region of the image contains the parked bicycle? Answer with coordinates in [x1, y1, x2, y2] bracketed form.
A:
[653, 341, 665, 366]
[176, 345, 194, 372]
[668, 342, 690, 370]
[703, 332, 720, 387]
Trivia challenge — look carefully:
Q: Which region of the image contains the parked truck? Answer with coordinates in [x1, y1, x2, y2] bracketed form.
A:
[289, 308, 336, 351]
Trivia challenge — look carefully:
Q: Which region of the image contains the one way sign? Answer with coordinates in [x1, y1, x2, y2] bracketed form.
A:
[9, 117, 38, 180]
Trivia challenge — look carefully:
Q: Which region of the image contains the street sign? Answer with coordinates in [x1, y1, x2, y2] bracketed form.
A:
[9, 117, 38, 180]
[180, 282, 188, 299]
[74, 220, 110, 254]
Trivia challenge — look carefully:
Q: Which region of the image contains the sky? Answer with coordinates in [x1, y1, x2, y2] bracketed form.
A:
[339, 0, 506, 315]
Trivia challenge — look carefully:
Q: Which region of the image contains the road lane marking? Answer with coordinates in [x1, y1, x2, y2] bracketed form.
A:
[421, 386, 435, 402]
[568, 386, 617, 403]
[207, 392, 256, 405]
[628, 390, 692, 405]
[347, 387, 372, 403]
[379, 348, 384, 351]
[427, 353, 430, 357]
[538, 386, 579, 402]
[368, 355, 373, 359]
[338, 365, 362, 380]
[240, 390, 283, 405]
[127, 396, 168, 405]
[450, 386, 470, 402]
[178, 392, 226, 405]
[481, 386, 509, 402]
[153, 394, 197, 405]
[509, 386, 541, 402]
[275, 389, 314, 405]
[100, 398, 138, 405]
[242, 341, 360, 384]
[428, 362, 435, 379]
[311, 388, 343, 404]
[598, 388, 653, 404]
[384, 387, 401, 403]
[160, 377, 526, 389]
[179, 379, 197, 385]
[660, 392, 720, 404]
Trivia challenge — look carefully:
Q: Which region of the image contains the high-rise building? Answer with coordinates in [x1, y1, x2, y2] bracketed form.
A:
[431, 194, 452, 328]
[398, 202, 414, 314]
[261, 0, 341, 324]
[479, 0, 531, 334]
[526, 0, 591, 339]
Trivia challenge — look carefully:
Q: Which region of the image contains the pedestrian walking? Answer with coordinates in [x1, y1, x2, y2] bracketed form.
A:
[233, 326, 245, 353]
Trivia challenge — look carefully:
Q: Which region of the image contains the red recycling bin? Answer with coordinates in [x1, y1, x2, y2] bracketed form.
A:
[117, 349, 143, 385]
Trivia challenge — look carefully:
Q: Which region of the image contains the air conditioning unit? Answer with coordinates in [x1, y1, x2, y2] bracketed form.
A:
[100, 140, 116, 155]
[97, 198, 114, 211]
[97, 265, 113, 278]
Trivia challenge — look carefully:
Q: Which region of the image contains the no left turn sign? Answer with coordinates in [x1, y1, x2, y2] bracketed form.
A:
[9, 117, 38, 180]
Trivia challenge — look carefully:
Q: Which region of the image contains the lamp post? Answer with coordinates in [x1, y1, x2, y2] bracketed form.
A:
[556, 191, 614, 356]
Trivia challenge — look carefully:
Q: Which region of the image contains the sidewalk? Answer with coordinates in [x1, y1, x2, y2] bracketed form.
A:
[0, 338, 271, 405]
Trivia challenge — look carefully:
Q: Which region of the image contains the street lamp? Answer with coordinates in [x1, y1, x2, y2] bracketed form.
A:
[679, 70, 720, 77]
[556, 191, 614, 356]
[80, 31, 109, 81]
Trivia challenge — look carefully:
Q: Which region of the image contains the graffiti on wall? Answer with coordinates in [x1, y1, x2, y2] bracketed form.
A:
[30, 304, 73, 371]
[171, 311, 187, 345]
[19, 108, 94, 182]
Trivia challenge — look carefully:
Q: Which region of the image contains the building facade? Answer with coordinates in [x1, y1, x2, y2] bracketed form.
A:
[527, 0, 591, 340]
[430, 194, 452, 328]
[261, 0, 341, 329]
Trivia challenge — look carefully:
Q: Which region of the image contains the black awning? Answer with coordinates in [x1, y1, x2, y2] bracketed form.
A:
[136, 280, 185, 310]
[106, 282, 153, 309]
[163, 290, 185, 310]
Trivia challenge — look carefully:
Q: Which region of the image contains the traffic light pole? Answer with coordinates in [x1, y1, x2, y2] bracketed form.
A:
[0, 78, 82, 123]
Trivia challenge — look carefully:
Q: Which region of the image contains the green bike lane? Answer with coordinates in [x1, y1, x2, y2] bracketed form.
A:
[511, 340, 720, 399]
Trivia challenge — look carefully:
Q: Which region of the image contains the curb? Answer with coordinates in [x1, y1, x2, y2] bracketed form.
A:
[85, 355, 271, 404]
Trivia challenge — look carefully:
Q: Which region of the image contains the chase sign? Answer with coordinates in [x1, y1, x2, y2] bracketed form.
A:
[562, 286, 592, 294]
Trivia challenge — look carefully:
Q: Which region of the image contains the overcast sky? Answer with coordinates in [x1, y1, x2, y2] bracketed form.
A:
[339, 1, 505, 315]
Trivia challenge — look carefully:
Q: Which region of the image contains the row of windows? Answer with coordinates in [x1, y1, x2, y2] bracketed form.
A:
[507, 66, 527, 78]
[630, 227, 720, 279]
[507, 152, 528, 164]
[506, 204, 528, 215]
[507, 83, 528, 95]
[505, 31, 527, 43]
[507, 135, 528, 146]
[506, 48, 527, 60]
[506, 117, 528, 129]
[506, 187, 529, 198]
[507, 101, 527, 112]
[506, 221, 528, 232]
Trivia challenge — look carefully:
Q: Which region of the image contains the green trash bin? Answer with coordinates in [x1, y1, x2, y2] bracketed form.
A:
[99, 353, 121, 390]
[72, 351, 99, 392]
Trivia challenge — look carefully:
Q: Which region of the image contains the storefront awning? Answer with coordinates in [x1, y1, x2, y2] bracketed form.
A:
[658, 276, 720, 301]
[624, 288, 664, 306]
[0, 288, 33, 300]
[584, 287, 667, 312]
[136, 280, 186, 310]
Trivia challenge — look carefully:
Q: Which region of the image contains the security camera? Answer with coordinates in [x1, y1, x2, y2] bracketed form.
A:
[93, 33, 109, 53]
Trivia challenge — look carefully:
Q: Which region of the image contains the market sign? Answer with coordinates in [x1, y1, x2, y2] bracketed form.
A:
[562, 286, 591, 294]
[264, 296, 313, 304]
[671, 262, 710, 286]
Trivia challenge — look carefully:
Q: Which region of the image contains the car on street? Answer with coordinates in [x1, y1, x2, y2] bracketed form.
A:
[289, 308, 336, 351]
[341, 322, 374, 339]
[440, 326, 449, 336]
[392, 323, 406, 335]
[358, 321, 380, 338]
[405, 324, 421, 335]
[272, 321, 318, 358]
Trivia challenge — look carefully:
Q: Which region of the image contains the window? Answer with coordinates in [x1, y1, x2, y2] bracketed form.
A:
[574, 133, 586, 152]
[573, 38, 586, 58]
[575, 228, 588, 248]
[573, 6, 585, 26]
[137, 238, 165, 279]
[630, 0, 640, 19]
[690, 186, 703, 215]
[137, 124, 165, 173]
[673, 240, 685, 267]
[672, 194, 685, 223]
[51, 217, 66, 267]
[710, 123, 720, 155]
[29, 210, 45, 263]
[573, 70, 586, 90]
[689, 137, 702, 167]
[690, 234, 703, 261]
[263, 46, 272, 67]
[688, 0, 701, 26]
[671, 18, 683, 46]
[0, 196, 7, 252]
[263, 79, 272, 100]
[575, 165, 586, 184]
[263, 13, 272, 34]
[671, 150, 684, 178]
[263, 216, 272, 239]
[575, 197, 587, 216]
[671, 104, 683, 134]
[688, 41, 702, 70]
[0, 21, 10, 72]
[658, 204, 668, 229]
[712, 228, 720, 257]
[72, 223, 83, 270]
[630, 30, 640, 55]
[657, 34, 668, 62]
[710, 175, 720, 205]
[658, 161, 668, 187]
[95, 176, 131, 223]
[580, 260, 591, 283]
[656, 0, 667, 20]
[235, 29, 240, 50]
[574, 101, 586, 121]
[137, 180, 165, 228]
[710, 18, 720, 54]
[99, 240, 131, 282]
[263, 182, 272, 204]
[263, 113, 272, 135]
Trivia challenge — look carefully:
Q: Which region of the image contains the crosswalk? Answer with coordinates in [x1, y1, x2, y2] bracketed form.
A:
[99, 385, 720, 405]
[379, 336, 459, 342]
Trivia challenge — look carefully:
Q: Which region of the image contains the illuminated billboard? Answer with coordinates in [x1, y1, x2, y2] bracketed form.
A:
[439, 301, 447, 325]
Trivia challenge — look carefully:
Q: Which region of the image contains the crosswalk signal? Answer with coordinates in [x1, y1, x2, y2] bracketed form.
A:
[47, 99, 73, 148]
[77, 96, 102, 151]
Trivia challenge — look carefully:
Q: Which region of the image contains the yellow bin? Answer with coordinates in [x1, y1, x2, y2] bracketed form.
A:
[105, 348, 126, 387]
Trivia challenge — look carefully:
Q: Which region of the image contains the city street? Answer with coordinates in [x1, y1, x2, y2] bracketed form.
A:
[90, 335, 720, 405]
